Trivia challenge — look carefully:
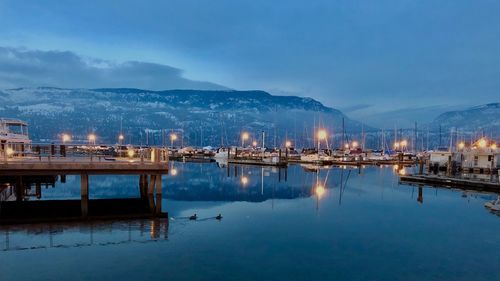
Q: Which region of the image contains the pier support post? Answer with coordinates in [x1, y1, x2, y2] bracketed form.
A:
[81, 174, 89, 218]
[148, 175, 156, 195]
[155, 174, 162, 214]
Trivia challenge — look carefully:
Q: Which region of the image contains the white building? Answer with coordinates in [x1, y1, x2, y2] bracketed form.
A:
[461, 138, 499, 171]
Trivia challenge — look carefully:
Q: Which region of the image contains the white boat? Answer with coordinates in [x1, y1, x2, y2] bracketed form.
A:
[214, 147, 230, 159]
[0, 118, 32, 155]
[485, 196, 500, 211]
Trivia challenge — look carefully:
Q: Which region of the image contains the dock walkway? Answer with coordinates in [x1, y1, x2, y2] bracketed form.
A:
[400, 174, 500, 192]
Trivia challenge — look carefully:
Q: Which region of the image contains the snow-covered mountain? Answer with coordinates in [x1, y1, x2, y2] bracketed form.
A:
[0, 87, 366, 146]
[430, 103, 500, 133]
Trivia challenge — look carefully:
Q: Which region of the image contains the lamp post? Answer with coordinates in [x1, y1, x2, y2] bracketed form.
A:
[317, 129, 327, 160]
[170, 133, 177, 148]
[241, 132, 249, 147]
[62, 134, 71, 144]
[88, 134, 96, 145]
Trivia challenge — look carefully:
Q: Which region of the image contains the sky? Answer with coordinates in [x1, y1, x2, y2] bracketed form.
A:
[1, 0, 499, 128]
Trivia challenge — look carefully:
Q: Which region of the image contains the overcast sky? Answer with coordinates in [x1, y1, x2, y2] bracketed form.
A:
[1, 0, 499, 127]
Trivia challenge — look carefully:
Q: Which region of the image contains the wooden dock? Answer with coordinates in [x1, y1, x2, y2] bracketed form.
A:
[400, 174, 500, 192]
[0, 151, 169, 223]
[0, 157, 168, 175]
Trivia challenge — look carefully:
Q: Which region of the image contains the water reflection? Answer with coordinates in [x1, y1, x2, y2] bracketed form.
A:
[0, 219, 169, 251]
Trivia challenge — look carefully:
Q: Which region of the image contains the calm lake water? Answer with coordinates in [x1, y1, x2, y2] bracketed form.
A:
[1, 162, 499, 281]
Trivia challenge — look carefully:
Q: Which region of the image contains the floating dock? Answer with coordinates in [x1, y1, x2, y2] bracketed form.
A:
[400, 174, 500, 192]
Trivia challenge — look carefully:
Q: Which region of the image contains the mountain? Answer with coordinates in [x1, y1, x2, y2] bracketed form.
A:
[0, 87, 366, 147]
[430, 103, 500, 133]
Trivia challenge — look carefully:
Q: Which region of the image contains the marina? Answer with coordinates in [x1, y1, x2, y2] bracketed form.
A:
[1, 162, 499, 281]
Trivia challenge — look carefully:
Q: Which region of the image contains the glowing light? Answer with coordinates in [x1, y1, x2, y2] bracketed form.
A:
[170, 168, 178, 176]
[285, 141, 292, 148]
[315, 185, 326, 198]
[170, 134, 178, 141]
[478, 138, 487, 148]
[352, 141, 359, 148]
[127, 149, 135, 157]
[458, 142, 465, 149]
[118, 134, 124, 141]
[241, 132, 249, 140]
[252, 141, 257, 147]
[399, 168, 406, 176]
[394, 142, 400, 149]
[6, 148, 14, 156]
[62, 134, 71, 143]
[241, 176, 249, 185]
[317, 130, 327, 140]
[400, 140, 408, 147]
[88, 134, 96, 142]
[344, 143, 350, 149]
[492, 143, 498, 150]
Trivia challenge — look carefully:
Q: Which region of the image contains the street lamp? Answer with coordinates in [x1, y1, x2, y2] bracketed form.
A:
[458, 142, 465, 150]
[88, 134, 96, 145]
[170, 133, 177, 148]
[62, 133, 71, 144]
[317, 129, 327, 159]
[352, 141, 359, 149]
[394, 142, 400, 150]
[241, 132, 249, 147]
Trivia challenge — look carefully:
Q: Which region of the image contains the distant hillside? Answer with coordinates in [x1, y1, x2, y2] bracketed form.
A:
[0, 87, 367, 147]
[430, 103, 500, 133]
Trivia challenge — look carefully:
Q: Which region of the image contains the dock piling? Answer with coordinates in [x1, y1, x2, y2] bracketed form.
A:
[81, 174, 89, 218]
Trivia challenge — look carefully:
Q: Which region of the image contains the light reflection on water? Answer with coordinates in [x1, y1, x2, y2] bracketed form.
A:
[0, 162, 499, 281]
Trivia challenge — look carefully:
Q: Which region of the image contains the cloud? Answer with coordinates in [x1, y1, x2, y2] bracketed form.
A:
[0, 47, 227, 90]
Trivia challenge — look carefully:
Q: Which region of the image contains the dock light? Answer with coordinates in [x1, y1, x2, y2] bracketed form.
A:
[399, 168, 406, 176]
[118, 134, 124, 143]
[458, 142, 465, 150]
[170, 133, 177, 148]
[478, 138, 487, 148]
[252, 140, 258, 147]
[62, 133, 71, 143]
[317, 129, 327, 140]
[285, 140, 292, 148]
[88, 134, 96, 144]
[491, 143, 498, 150]
[6, 147, 14, 157]
[352, 141, 359, 148]
[241, 132, 249, 147]
[240, 176, 249, 185]
[315, 185, 326, 198]
[400, 140, 408, 147]
[344, 143, 350, 149]
[394, 142, 400, 149]
[127, 149, 135, 158]
[170, 168, 178, 176]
